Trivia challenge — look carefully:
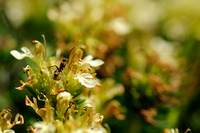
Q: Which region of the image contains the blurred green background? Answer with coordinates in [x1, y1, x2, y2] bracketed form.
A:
[1, 0, 200, 132]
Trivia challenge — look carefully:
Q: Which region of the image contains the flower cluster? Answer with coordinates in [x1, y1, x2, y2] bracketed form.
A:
[10, 36, 106, 133]
[0, 109, 24, 133]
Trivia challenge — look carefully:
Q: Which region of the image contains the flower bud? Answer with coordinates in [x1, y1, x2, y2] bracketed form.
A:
[57, 91, 71, 102]
[56, 92, 72, 120]
[35, 43, 43, 56]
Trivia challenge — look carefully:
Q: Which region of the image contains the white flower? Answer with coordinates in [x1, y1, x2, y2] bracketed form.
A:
[0, 129, 15, 133]
[10, 47, 33, 60]
[74, 128, 105, 133]
[34, 122, 55, 133]
[107, 17, 131, 35]
[74, 73, 97, 88]
[149, 37, 177, 67]
[170, 128, 179, 133]
[82, 55, 104, 68]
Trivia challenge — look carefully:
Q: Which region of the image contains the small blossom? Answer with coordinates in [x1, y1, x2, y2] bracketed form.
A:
[74, 73, 97, 88]
[10, 47, 33, 60]
[93, 113, 104, 123]
[0, 129, 15, 133]
[74, 128, 105, 133]
[33, 122, 56, 133]
[81, 55, 104, 68]
[163, 128, 179, 133]
[0, 109, 24, 133]
[85, 103, 92, 108]
[56, 92, 72, 120]
[107, 17, 131, 35]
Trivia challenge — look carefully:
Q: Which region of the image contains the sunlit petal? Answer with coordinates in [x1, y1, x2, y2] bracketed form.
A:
[81, 55, 104, 68]
[10, 47, 33, 60]
[3, 129, 15, 133]
[89, 59, 104, 67]
[21, 47, 34, 58]
[83, 55, 93, 61]
[10, 50, 26, 60]
[75, 73, 97, 88]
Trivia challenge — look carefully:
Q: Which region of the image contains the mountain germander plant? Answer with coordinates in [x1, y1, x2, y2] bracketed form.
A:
[8, 35, 107, 133]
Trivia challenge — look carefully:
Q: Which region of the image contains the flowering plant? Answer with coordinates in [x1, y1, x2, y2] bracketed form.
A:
[9, 35, 107, 133]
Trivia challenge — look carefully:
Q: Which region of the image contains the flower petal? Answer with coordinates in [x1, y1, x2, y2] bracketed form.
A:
[21, 47, 30, 53]
[3, 129, 15, 133]
[21, 47, 33, 58]
[75, 73, 97, 88]
[10, 47, 33, 60]
[81, 73, 93, 78]
[34, 122, 56, 133]
[89, 59, 104, 67]
[79, 78, 97, 88]
[83, 55, 93, 61]
[10, 50, 26, 60]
